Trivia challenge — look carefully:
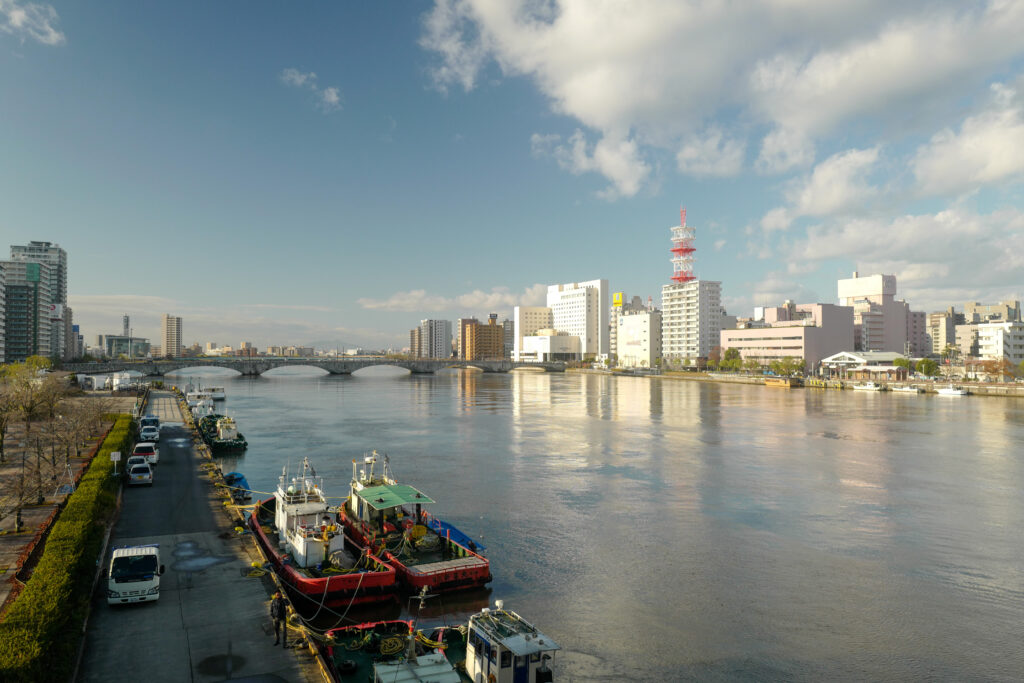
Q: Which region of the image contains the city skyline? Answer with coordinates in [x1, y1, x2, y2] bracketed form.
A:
[3, 2, 1023, 349]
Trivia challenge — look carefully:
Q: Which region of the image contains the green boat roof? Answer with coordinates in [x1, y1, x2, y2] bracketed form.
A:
[357, 484, 435, 510]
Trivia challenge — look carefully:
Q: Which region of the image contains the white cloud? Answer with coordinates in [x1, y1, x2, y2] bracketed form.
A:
[913, 82, 1024, 195]
[0, 0, 64, 45]
[421, 1, 1024, 191]
[676, 128, 745, 177]
[280, 68, 317, 88]
[319, 87, 341, 112]
[358, 284, 546, 313]
[531, 129, 650, 198]
[789, 205, 1024, 309]
[280, 67, 341, 114]
[760, 146, 880, 231]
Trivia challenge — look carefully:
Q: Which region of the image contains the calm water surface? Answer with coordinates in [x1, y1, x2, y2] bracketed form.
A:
[173, 367, 1024, 681]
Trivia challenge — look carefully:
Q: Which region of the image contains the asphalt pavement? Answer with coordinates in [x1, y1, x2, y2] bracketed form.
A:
[77, 391, 321, 683]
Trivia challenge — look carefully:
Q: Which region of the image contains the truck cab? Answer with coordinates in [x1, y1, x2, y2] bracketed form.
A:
[107, 544, 165, 605]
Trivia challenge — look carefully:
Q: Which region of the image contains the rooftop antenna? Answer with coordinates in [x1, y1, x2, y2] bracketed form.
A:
[670, 207, 696, 283]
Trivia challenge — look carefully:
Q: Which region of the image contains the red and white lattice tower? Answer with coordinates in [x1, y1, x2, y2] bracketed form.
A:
[670, 208, 696, 283]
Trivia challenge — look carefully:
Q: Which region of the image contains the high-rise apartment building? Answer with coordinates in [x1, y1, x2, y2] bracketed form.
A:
[464, 315, 505, 361]
[502, 319, 514, 359]
[161, 314, 183, 358]
[927, 307, 962, 356]
[456, 317, 479, 359]
[411, 319, 452, 359]
[0, 260, 52, 362]
[661, 280, 723, 360]
[547, 279, 609, 358]
[976, 321, 1024, 366]
[10, 241, 68, 359]
[0, 265, 4, 363]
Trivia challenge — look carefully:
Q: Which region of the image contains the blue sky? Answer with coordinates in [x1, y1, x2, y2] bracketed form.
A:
[2, 1, 1023, 350]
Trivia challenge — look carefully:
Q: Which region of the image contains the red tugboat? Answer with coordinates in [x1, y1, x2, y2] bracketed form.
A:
[338, 450, 491, 594]
[248, 458, 398, 609]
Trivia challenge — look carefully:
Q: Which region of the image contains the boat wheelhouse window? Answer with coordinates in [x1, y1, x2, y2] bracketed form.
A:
[514, 655, 527, 668]
[488, 644, 496, 662]
[501, 650, 512, 668]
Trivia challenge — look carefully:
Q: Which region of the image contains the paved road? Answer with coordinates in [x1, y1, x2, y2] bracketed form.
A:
[78, 391, 320, 683]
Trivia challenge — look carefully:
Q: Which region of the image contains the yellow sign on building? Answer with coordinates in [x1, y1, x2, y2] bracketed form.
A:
[612, 292, 624, 308]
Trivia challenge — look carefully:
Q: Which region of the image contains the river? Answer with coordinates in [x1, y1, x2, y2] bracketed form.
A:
[166, 367, 1024, 681]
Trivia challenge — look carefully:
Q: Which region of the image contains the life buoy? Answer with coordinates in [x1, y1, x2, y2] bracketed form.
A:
[488, 674, 497, 683]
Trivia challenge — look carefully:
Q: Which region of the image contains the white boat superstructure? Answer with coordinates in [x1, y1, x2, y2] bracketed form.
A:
[852, 382, 884, 391]
[937, 384, 968, 396]
[274, 458, 345, 569]
[207, 386, 226, 400]
[191, 397, 215, 418]
[893, 385, 923, 393]
[186, 390, 213, 407]
[216, 416, 239, 440]
[465, 601, 559, 683]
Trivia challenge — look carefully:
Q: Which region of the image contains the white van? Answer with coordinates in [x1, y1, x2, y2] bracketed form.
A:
[107, 544, 165, 605]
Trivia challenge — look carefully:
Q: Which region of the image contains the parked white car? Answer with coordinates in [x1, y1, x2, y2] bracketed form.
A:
[139, 425, 160, 442]
[132, 442, 159, 465]
[128, 463, 153, 486]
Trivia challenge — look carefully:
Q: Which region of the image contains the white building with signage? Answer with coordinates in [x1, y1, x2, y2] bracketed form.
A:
[617, 309, 662, 368]
[512, 306, 553, 361]
[518, 329, 581, 362]
[547, 279, 609, 359]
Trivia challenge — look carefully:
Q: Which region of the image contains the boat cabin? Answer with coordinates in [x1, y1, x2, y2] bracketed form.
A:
[465, 602, 560, 683]
[347, 452, 436, 534]
[216, 417, 239, 440]
[274, 458, 345, 569]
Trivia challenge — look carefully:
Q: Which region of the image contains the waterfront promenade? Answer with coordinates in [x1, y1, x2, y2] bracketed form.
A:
[78, 391, 320, 683]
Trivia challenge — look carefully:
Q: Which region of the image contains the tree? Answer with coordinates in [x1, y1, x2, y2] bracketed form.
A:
[743, 358, 761, 374]
[893, 358, 910, 370]
[1019, 360, 1024, 378]
[916, 358, 938, 377]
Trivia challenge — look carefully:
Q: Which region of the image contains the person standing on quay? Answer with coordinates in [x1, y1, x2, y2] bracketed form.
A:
[270, 591, 288, 647]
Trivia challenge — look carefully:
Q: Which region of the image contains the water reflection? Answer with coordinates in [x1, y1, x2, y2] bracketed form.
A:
[189, 369, 1024, 680]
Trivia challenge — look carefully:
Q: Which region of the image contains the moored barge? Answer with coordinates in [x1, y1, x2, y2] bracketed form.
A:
[248, 458, 398, 610]
[338, 450, 491, 594]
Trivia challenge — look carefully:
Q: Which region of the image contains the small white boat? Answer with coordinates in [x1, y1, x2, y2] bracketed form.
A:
[852, 382, 884, 391]
[206, 386, 226, 400]
[937, 384, 968, 396]
[893, 385, 923, 393]
[191, 398, 215, 418]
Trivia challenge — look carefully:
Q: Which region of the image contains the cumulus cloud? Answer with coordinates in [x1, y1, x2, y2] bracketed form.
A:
[531, 129, 650, 198]
[421, 1, 1024, 191]
[358, 284, 546, 313]
[280, 67, 342, 113]
[676, 128, 745, 177]
[0, 0, 64, 45]
[788, 206, 1024, 309]
[913, 82, 1024, 195]
[760, 147, 880, 231]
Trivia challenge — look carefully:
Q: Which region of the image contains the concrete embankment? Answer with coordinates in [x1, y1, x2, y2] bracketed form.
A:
[77, 390, 322, 683]
[570, 368, 1024, 397]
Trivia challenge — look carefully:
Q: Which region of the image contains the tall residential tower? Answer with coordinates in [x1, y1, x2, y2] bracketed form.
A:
[661, 210, 722, 361]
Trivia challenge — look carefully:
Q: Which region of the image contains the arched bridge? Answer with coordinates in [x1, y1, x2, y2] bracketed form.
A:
[62, 357, 567, 377]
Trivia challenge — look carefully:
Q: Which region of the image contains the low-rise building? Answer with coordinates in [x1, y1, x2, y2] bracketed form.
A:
[720, 302, 853, 372]
[617, 308, 662, 369]
[519, 329, 581, 362]
[820, 351, 909, 380]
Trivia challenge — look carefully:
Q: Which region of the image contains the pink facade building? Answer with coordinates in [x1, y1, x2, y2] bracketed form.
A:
[721, 302, 854, 371]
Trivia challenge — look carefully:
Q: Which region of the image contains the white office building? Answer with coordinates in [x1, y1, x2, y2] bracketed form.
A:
[547, 279, 609, 359]
[837, 272, 922, 354]
[512, 306, 553, 361]
[518, 329, 581, 362]
[977, 321, 1024, 365]
[617, 309, 662, 369]
[661, 279, 722, 361]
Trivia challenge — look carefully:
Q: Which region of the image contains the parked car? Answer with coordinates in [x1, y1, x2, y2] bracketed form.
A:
[127, 463, 153, 486]
[132, 442, 159, 465]
[139, 425, 160, 442]
[125, 455, 147, 471]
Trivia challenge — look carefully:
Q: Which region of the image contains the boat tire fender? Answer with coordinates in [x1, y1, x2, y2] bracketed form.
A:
[337, 659, 357, 675]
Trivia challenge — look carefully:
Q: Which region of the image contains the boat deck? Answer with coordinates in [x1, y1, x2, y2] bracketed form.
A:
[405, 556, 488, 575]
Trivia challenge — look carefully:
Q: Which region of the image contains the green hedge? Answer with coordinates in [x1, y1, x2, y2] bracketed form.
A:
[0, 415, 133, 682]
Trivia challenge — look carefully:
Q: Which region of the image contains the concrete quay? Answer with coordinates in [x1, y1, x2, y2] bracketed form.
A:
[77, 391, 321, 683]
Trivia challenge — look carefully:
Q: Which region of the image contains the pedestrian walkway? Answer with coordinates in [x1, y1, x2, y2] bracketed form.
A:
[78, 391, 321, 683]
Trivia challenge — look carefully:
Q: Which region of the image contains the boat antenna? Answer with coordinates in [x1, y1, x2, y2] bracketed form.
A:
[406, 586, 437, 662]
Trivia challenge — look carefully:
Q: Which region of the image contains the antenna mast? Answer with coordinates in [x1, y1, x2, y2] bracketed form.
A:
[670, 208, 696, 283]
